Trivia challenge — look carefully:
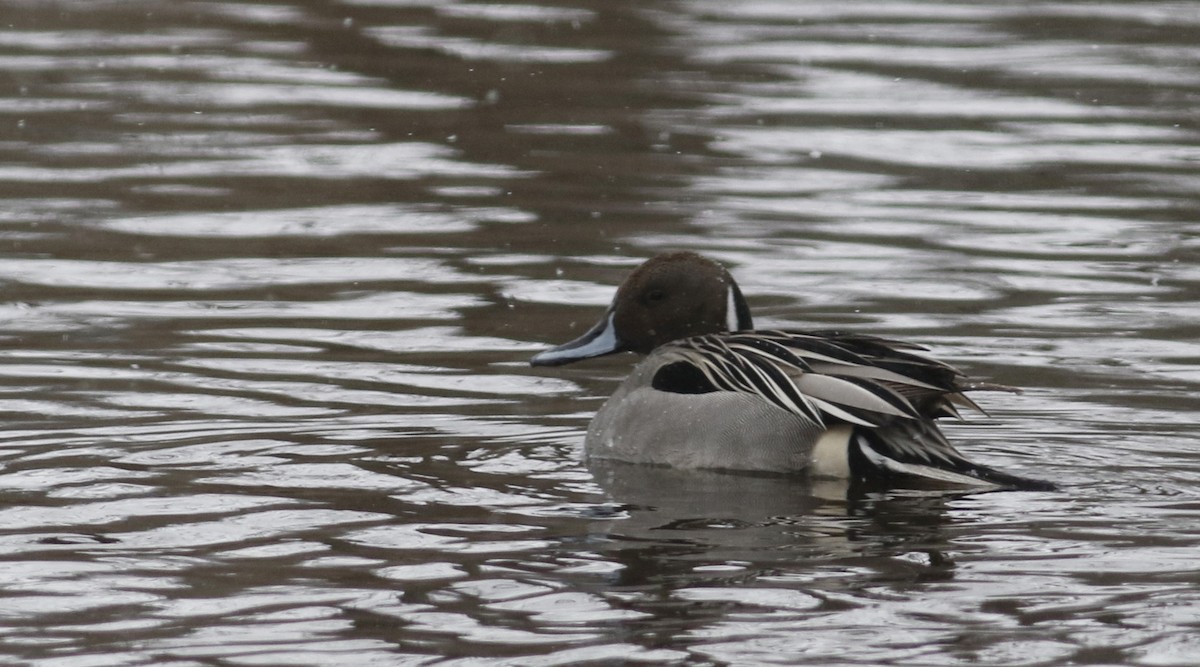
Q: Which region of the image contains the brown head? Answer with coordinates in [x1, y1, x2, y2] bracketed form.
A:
[530, 252, 753, 366]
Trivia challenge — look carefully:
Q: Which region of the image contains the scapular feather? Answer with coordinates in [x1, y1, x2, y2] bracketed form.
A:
[658, 329, 991, 428]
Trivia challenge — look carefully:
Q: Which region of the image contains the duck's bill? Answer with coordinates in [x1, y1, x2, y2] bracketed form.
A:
[530, 310, 621, 367]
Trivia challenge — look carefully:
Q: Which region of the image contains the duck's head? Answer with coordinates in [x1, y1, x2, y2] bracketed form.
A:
[530, 251, 753, 367]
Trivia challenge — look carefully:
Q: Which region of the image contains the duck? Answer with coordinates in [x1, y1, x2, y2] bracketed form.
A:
[530, 251, 1053, 491]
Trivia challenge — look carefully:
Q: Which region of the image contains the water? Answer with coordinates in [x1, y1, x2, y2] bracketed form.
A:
[0, 0, 1198, 664]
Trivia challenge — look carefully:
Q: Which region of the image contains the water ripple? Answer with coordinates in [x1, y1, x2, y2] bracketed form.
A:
[0, 0, 1197, 665]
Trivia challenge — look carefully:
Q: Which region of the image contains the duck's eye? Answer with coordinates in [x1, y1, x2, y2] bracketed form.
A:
[646, 289, 666, 303]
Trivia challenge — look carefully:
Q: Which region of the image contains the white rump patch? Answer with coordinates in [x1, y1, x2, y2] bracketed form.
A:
[810, 425, 852, 478]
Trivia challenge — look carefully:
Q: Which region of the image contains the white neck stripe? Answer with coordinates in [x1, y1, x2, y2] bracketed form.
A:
[726, 285, 740, 331]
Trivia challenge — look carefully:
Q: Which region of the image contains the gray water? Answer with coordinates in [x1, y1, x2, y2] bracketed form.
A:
[1, 1, 1198, 665]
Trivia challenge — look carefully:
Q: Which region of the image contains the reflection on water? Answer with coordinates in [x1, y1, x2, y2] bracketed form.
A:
[0, 0, 1198, 664]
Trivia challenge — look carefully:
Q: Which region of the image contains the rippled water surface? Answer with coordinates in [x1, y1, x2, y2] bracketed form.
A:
[1, 0, 1198, 664]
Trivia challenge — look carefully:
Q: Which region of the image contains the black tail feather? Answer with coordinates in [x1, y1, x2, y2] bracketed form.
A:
[849, 423, 1057, 492]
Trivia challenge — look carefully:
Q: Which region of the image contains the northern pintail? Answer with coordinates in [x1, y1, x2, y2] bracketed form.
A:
[531, 251, 1053, 490]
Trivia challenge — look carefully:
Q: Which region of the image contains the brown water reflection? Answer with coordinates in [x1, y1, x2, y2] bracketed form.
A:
[0, 0, 1198, 664]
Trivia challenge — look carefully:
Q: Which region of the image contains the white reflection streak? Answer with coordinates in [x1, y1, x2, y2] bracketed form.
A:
[0, 142, 527, 182]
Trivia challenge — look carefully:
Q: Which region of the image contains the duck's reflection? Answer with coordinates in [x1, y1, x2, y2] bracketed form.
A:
[582, 458, 966, 584]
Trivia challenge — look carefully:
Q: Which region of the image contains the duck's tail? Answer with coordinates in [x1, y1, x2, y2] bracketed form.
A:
[849, 420, 1056, 491]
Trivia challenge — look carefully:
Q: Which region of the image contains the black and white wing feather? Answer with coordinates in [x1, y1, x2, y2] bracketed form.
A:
[653, 330, 980, 429]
